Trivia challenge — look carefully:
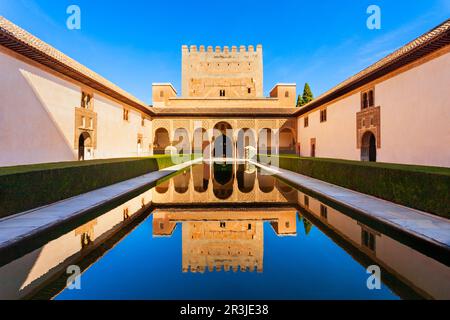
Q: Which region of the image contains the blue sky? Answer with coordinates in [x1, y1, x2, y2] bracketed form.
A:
[1, 0, 449, 104]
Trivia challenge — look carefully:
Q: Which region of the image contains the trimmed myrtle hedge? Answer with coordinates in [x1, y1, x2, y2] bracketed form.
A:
[0, 155, 179, 219]
[270, 155, 450, 218]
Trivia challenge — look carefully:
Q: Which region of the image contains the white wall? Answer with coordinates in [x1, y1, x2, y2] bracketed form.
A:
[94, 95, 152, 159]
[298, 94, 360, 161]
[0, 49, 152, 167]
[298, 51, 450, 167]
[376, 52, 450, 167]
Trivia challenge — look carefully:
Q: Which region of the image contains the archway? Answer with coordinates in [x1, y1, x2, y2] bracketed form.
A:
[213, 163, 234, 200]
[174, 169, 191, 194]
[279, 128, 296, 155]
[154, 128, 170, 154]
[78, 132, 92, 161]
[173, 128, 190, 155]
[236, 128, 257, 160]
[361, 132, 377, 162]
[192, 128, 210, 158]
[213, 122, 233, 159]
[237, 164, 256, 193]
[258, 173, 275, 193]
[192, 163, 210, 193]
[156, 180, 170, 194]
[258, 128, 273, 155]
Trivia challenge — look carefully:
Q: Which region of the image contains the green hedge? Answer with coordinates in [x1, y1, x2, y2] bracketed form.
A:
[0, 155, 180, 219]
[268, 155, 450, 218]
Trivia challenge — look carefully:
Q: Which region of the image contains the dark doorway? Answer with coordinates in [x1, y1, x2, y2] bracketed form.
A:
[361, 132, 377, 162]
[78, 132, 91, 161]
[311, 143, 316, 158]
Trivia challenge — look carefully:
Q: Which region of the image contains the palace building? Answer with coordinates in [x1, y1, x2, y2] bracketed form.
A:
[0, 16, 449, 167]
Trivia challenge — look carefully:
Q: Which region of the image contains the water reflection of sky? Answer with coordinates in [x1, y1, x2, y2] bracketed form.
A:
[2, 162, 448, 300]
[57, 214, 398, 300]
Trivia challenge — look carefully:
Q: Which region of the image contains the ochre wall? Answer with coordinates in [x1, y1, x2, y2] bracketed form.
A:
[182, 45, 264, 98]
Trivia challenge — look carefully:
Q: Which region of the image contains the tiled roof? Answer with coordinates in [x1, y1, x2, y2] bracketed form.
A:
[0, 16, 153, 115]
[1, 16, 448, 119]
[294, 18, 450, 116]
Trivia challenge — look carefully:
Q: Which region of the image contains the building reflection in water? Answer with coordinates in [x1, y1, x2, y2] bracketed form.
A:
[0, 162, 449, 300]
[152, 162, 298, 274]
[296, 190, 450, 300]
[0, 188, 154, 300]
[153, 209, 298, 274]
[152, 162, 298, 205]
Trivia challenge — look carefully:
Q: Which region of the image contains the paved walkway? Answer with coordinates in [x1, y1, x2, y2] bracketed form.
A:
[0, 158, 202, 250]
[251, 161, 450, 249]
[1, 157, 448, 254]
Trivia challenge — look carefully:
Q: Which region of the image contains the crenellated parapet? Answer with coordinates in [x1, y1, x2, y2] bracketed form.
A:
[181, 44, 264, 98]
[182, 44, 262, 54]
[183, 261, 262, 273]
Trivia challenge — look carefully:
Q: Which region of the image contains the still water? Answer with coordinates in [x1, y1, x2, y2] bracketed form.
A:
[0, 162, 449, 300]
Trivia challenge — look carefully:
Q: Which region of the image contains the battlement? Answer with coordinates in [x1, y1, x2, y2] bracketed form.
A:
[183, 262, 262, 273]
[181, 44, 264, 98]
[182, 44, 262, 54]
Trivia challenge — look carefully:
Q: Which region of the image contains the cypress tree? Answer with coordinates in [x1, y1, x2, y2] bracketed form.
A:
[302, 83, 314, 105]
[303, 218, 313, 235]
[296, 94, 303, 108]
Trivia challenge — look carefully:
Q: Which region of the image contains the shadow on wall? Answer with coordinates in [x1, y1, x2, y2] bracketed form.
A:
[0, 65, 78, 166]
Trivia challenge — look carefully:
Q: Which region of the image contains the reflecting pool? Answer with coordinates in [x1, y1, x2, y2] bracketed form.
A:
[0, 162, 449, 300]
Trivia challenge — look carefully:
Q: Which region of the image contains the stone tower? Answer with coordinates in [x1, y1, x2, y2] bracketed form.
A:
[181, 45, 264, 98]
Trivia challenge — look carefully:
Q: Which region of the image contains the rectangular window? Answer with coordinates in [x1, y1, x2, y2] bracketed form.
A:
[123, 108, 129, 121]
[248, 88, 252, 94]
[123, 208, 129, 220]
[81, 92, 92, 109]
[320, 205, 328, 220]
[141, 116, 145, 127]
[304, 195, 309, 208]
[361, 88, 375, 110]
[81, 92, 86, 108]
[220, 90, 226, 97]
[304, 116, 309, 128]
[310, 139, 316, 157]
[362, 229, 376, 252]
[320, 109, 327, 123]
[86, 94, 92, 109]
